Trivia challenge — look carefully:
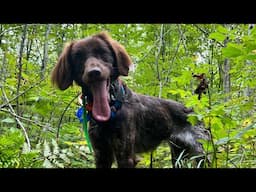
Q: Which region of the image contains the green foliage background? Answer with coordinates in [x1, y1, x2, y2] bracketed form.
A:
[0, 24, 256, 168]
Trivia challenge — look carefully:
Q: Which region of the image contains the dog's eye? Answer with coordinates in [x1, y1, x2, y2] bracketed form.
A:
[74, 51, 85, 58]
[97, 52, 113, 62]
[72, 52, 87, 64]
[101, 53, 108, 60]
[94, 47, 106, 54]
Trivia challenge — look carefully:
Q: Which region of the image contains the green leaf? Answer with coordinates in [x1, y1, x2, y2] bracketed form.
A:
[32, 98, 52, 116]
[215, 137, 230, 145]
[168, 89, 189, 98]
[222, 45, 243, 58]
[187, 115, 198, 126]
[211, 105, 225, 117]
[211, 117, 223, 130]
[222, 117, 237, 129]
[246, 53, 256, 60]
[250, 26, 256, 36]
[1, 118, 15, 123]
[28, 96, 40, 102]
[217, 25, 228, 34]
[209, 32, 226, 42]
[234, 122, 256, 139]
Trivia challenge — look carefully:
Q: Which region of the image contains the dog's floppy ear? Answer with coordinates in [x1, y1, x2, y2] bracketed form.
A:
[51, 42, 75, 90]
[96, 32, 132, 76]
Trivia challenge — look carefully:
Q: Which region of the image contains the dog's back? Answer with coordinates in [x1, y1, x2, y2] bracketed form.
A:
[115, 87, 209, 159]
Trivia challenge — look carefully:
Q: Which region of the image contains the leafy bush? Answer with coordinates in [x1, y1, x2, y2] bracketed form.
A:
[0, 128, 42, 168]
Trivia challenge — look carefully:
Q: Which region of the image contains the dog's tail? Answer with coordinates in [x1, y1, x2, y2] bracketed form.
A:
[193, 122, 211, 141]
[192, 122, 212, 167]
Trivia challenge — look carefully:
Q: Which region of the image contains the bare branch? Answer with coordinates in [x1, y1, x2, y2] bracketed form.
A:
[41, 24, 51, 79]
[193, 24, 224, 47]
[56, 92, 80, 141]
[16, 24, 28, 118]
[1, 87, 31, 151]
[163, 24, 183, 86]
[155, 24, 165, 98]
[0, 108, 55, 132]
[0, 25, 23, 37]
[0, 75, 47, 109]
[193, 24, 209, 36]
[133, 26, 173, 65]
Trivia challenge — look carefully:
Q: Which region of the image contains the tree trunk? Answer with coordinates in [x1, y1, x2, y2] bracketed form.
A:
[155, 24, 164, 98]
[163, 24, 182, 87]
[209, 41, 214, 90]
[150, 24, 166, 168]
[41, 24, 51, 79]
[223, 34, 231, 102]
[1, 52, 7, 91]
[217, 60, 223, 91]
[57, 25, 66, 56]
[0, 24, 3, 45]
[25, 26, 36, 62]
[244, 24, 255, 98]
[16, 24, 28, 120]
[223, 58, 230, 101]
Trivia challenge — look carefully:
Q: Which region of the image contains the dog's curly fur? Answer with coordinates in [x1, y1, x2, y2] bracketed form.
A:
[51, 31, 210, 168]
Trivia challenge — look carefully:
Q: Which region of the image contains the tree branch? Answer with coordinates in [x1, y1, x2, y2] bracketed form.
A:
[133, 27, 173, 66]
[1, 87, 31, 151]
[193, 24, 224, 47]
[16, 24, 28, 123]
[193, 24, 209, 36]
[56, 92, 80, 141]
[0, 108, 55, 133]
[0, 25, 23, 37]
[163, 24, 183, 86]
[0, 75, 47, 109]
[41, 24, 51, 79]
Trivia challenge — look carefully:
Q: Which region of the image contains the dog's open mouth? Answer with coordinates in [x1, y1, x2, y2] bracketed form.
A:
[90, 79, 111, 122]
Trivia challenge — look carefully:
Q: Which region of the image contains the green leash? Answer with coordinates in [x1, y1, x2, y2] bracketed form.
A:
[82, 95, 93, 153]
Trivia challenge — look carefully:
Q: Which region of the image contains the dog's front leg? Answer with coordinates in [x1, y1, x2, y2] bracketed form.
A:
[114, 143, 136, 168]
[114, 124, 136, 168]
[89, 124, 114, 168]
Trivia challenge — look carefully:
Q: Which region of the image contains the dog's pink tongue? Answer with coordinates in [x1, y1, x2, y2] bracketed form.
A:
[91, 81, 111, 122]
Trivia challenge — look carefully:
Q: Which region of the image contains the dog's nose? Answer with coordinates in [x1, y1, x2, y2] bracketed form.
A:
[88, 67, 101, 79]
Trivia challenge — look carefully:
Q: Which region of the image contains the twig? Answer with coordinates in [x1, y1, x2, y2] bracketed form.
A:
[16, 24, 28, 118]
[163, 24, 183, 86]
[56, 92, 80, 141]
[0, 25, 23, 37]
[150, 151, 153, 168]
[156, 24, 164, 81]
[193, 24, 224, 47]
[0, 108, 55, 132]
[0, 75, 46, 109]
[133, 26, 173, 65]
[193, 24, 209, 36]
[178, 25, 187, 54]
[1, 87, 31, 151]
